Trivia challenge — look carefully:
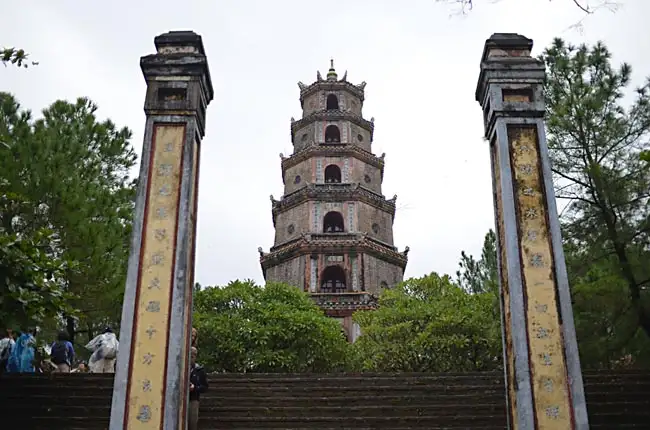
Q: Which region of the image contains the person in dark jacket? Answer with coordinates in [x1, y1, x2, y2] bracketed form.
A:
[50, 331, 75, 373]
[189, 346, 208, 430]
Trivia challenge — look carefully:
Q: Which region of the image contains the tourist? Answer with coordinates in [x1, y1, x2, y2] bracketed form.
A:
[6, 328, 37, 373]
[189, 346, 208, 430]
[0, 328, 15, 375]
[86, 327, 119, 373]
[50, 331, 75, 373]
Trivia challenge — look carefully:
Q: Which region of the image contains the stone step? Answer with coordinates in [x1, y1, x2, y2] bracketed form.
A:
[202, 390, 646, 406]
[1, 375, 505, 387]
[4, 383, 649, 401]
[22, 415, 508, 428]
[2, 392, 508, 407]
[208, 374, 505, 384]
[3, 403, 505, 417]
[202, 404, 507, 419]
[1, 387, 507, 400]
[3, 372, 649, 387]
[12, 400, 650, 419]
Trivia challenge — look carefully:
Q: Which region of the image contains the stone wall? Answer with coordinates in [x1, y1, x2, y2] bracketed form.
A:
[273, 201, 394, 245]
[283, 154, 382, 195]
[301, 90, 363, 117]
[291, 119, 372, 153]
[357, 203, 395, 245]
[264, 255, 305, 289]
[273, 202, 311, 244]
[291, 122, 315, 153]
[362, 253, 404, 294]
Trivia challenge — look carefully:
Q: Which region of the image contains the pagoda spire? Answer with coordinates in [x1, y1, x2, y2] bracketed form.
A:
[327, 59, 337, 81]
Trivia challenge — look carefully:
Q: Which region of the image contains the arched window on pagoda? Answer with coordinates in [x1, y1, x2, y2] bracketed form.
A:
[321, 265, 347, 293]
[323, 211, 344, 233]
[324, 164, 342, 183]
[325, 125, 341, 143]
[326, 94, 339, 110]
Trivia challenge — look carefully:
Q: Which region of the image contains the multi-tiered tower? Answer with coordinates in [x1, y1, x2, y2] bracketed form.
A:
[258, 62, 408, 341]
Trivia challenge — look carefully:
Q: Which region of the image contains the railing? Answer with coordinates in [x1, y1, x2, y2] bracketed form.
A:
[310, 291, 378, 308]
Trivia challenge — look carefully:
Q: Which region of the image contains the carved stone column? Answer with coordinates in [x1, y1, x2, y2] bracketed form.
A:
[475, 33, 589, 429]
[110, 31, 213, 430]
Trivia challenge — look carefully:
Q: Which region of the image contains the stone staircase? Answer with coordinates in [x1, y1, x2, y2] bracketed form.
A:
[1, 371, 649, 429]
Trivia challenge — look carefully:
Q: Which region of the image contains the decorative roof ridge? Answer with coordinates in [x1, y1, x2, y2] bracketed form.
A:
[291, 110, 372, 129]
[297, 80, 367, 103]
[281, 144, 385, 171]
[270, 183, 397, 226]
[259, 233, 409, 270]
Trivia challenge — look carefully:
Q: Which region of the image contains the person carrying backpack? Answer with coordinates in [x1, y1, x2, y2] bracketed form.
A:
[0, 328, 15, 375]
[50, 331, 75, 373]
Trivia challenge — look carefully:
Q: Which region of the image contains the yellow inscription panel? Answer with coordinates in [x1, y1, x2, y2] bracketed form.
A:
[508, 126, 572, 429]
[492, 140, 518, 427]
[126, 124, 186, 428]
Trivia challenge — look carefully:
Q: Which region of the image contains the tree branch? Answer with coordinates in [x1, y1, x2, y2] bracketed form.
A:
[572, 0, 591, 13]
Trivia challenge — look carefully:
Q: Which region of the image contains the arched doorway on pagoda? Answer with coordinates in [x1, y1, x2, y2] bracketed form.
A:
[323, 211, 344, 233]
[324, 164, 342, 183]
[320, 265, 347, 293]
[324, 125, 341, 143]
[326, 94, 339, 110]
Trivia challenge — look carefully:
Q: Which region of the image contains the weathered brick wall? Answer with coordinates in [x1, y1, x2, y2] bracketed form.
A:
[357, 203, 394, 245]
[273, 202, 311, 244]
[357, 158, 382, 193]
[283, 155, 382, 194]
[283, 160, 314, 194]
[362, 254, 405, 294]
[265, 255, 305, 288]
[292, 122, 315, 153]
[350, 123, 372, 147]
[293, 121, 371, 153]
[301, 90, 363, 117]
[274, 200, 394, 246]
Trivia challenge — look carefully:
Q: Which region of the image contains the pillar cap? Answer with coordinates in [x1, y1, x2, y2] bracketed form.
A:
[480, 33, 534, 63]
[154, 30, 206, 56]
[141, 30, 214, 106]
[475, 33, 541, 104]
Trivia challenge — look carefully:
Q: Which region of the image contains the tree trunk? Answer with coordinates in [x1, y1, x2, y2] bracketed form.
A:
[66, 315, 76, 344]
[605, 219, 650, 338]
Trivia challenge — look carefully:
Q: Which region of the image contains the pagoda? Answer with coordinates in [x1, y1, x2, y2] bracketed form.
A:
[258, 61, 408, 341]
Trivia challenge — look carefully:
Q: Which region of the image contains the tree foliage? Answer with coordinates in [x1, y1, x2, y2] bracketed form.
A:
[542, 38, 650, 338]
[351, 273, 501, 372]
[641, 150, 650, 163]
[0, 222, 75, 329]
[1, 48, 37, 68]
[456, 229, 498, 295]
[192, 280, 350, 373]
[0, 93, 136, 337]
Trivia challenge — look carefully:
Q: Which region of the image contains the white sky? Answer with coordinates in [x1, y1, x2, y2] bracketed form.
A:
[2, 0, 649, 287]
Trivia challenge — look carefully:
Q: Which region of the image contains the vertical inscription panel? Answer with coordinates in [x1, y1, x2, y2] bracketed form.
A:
[508, 126, 572, 429]
[492, 137, 518, 427]
[126, 124, 185, 428]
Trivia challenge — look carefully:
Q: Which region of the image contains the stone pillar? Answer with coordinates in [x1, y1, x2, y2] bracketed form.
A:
[110, 31, 213, 430]
[475, 34, 588, 429]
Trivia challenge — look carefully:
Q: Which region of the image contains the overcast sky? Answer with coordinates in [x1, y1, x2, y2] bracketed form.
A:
[3, 0, 649, 287]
